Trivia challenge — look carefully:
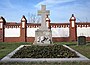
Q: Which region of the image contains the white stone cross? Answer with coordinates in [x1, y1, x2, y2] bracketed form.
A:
[38, 5, 50, 29]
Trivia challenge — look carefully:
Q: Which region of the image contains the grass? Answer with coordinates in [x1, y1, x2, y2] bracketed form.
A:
[70, 45, 90, 59]
[0, 42, 32, 59]
[0, 42, 90, 65]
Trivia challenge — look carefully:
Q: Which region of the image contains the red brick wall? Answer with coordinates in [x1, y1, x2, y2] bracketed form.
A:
[4, 37, 21, 42]
[86, 37, 90, 41]
[52, 37, 69, 42]
[4, 37, 90, 43]
[0, 30, 4, 42]
[27, 37, 35, 42]
[1, 15, 90, 43]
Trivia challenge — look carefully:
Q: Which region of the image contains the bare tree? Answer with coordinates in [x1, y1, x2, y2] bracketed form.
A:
[28, 13, 40, 23]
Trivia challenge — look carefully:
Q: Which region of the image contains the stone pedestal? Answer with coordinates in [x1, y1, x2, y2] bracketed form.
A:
[33, 29, 52, 45]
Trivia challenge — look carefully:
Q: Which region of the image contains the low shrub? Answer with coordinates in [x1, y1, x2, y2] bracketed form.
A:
[12, 44, 79, 58]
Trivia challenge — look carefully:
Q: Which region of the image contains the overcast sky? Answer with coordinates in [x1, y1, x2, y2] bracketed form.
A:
[0, 0, 90, 23]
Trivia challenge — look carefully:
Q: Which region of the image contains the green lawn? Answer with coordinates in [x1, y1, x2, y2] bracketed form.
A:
[70, 45, 90, 59]
[0, 42, 32, 59]
[0, 42, 90, 65]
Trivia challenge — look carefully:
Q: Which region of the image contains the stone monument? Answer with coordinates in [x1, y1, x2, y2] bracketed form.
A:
[33, 5, 52, 45]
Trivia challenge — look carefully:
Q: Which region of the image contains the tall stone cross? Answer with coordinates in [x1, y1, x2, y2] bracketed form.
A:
[38, 5, 50, 29]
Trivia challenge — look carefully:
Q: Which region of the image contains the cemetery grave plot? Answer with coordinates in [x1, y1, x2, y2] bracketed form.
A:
[11, 44, 79, 58]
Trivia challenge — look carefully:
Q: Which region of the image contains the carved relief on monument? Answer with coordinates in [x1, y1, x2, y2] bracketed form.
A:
[37, 36, 51, 43]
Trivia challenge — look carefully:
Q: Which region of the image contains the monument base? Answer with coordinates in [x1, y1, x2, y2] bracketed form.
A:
[33, 29, 52, 46]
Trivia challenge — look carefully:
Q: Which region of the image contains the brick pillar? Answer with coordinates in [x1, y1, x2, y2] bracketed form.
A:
[20, 15, 27, 42]
[46, 15, 51, 29]
[0, 17, 6, 42]
[69, 14, 77, 41]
